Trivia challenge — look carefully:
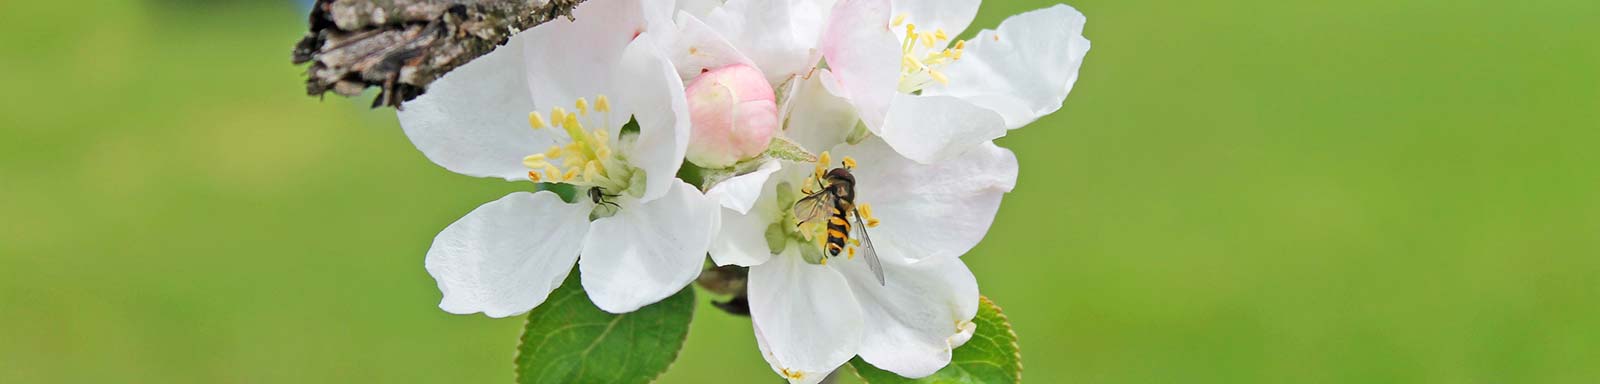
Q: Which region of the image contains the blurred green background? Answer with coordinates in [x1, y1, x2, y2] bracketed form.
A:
[2, 0, 1597, 382]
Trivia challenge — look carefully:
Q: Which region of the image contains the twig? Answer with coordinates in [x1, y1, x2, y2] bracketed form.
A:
[291, 0, 586, 108]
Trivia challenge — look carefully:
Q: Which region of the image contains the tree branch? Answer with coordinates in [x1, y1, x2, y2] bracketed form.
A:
[291, 0, 586, 108]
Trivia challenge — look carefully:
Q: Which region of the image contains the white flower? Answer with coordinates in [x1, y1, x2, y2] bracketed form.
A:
[395, 0, 718, 315]
[820, 0, 1091, 163]
[700, 72, 1017, 382]
[716, 135, 1018, 382]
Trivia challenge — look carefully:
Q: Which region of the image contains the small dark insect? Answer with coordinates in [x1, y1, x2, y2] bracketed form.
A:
[588, 187, 620, 208]
[792, 162, 885, 285]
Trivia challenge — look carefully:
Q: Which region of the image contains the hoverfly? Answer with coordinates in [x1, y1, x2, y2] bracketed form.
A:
[792, 162, 885, 285]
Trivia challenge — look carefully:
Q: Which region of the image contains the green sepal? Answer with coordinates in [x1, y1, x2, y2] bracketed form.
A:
[765, 135, 818, 163]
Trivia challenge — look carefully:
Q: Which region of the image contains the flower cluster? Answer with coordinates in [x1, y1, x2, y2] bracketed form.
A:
[396, 0, 1088, 382]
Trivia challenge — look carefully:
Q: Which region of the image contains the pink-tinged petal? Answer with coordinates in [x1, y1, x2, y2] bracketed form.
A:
[426, 191, 590, 318]
[579, 181, 716, 313]
[397, 33, 553, 181]
[819, 0, 899, 133]
[749, 246, 862, 382]
[879, 93, 1006, 164]
[930, 4, 1091, 129]
[832, 138, 1017, 262]
[685, 64, 780, 168]
[835, 252, 979, 378]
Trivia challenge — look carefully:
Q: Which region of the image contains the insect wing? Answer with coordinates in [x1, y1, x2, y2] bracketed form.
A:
[791, 191, 836, 226]
[852, 209, 885, 285]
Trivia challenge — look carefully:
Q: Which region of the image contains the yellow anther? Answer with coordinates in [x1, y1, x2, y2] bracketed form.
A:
[820, 257, 828, 265]
[576, 97, 589, 116]
[921, 33, 936, 48]
[594, 95, 610, 112]
[858, 203, 875, 219]
[892, 13, 907, 27]
[867, 218, 881, 228]
[528, 111, 548, 129]
[542, 164, 562, 181]
[522, 153, 547, 169]
[955, 40, 966, 50]
[842, 156, 857, 169]
[550, 107, 568, 126]
[562, 167, 580, 181]
[562, 112, 581, 129]
[546, 145, 564, 158]
[905, 23, 916, 37]
[818, 151, 832, 168]
[848, 246, 856, 259]
[935, 28, 948, 41]
[527, 170, 542, 182]
[930, 70, 949, 85]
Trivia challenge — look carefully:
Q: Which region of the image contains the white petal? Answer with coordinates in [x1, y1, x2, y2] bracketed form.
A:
[781, 73, 857, 155]
[707, 162, 786, 267]
[579, 181, 716, 313]
[706, 159, 783, 214]
[749, 246, 863, 381]
[879, 93, 1006, 164]
[676, 0, 723, 18]
[834, 252, 979, 378]
[753, 324, 828, 384]
[930, 4, 1091, 129]
[819, 0, 900, 133]
[833, 138, 1017, 262]
[891, 0, 980, 40]
[521, 0, 652, 121]
[708, 203, 777, 267]
[397, 34, 551, 181]
[669, 12, 758, 81]
[615, 36, 694, 203]
[425, 191, 591, 318]
[705, 0, 834, 84]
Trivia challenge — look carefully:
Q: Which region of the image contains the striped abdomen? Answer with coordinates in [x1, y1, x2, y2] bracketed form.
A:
[825, 191, 854, 256]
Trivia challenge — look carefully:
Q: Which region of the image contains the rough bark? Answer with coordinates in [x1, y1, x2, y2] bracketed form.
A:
[292, 0, 585, 108]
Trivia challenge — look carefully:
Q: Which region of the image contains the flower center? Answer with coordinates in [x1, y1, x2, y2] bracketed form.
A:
[893, 15, 967, 94]
[768, 151, 883, 265]
[522, 95, 642, 200]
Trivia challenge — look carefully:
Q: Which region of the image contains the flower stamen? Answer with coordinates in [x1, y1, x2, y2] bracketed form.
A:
[523, 94, 639, 198]
[897, 23, 967, 94]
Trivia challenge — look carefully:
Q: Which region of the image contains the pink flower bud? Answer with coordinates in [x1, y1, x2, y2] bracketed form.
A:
[684, 64, 779, 168]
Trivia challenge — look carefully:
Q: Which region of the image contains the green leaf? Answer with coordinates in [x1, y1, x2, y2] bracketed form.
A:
[851, 296, 1022, 383]
[514, 269, 695, 384]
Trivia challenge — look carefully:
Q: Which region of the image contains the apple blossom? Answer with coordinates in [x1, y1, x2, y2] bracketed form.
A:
[395, 0, 718, 315]
[701, 68, 1017, 382]
[821, 0, 1091, 163]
